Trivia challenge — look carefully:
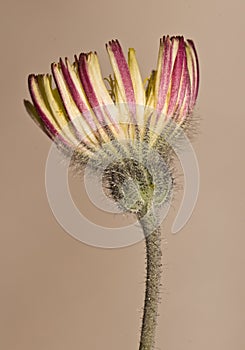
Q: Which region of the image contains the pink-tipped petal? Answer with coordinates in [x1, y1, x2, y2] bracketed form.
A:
[78, 53, 108, 131]
[81, 53, 119, 130]
[106, 40, 136, 107]
[28, 75, 60, 138]
[51, 63, 82, 122]
[60, 59, 90, 117]
[59, 58, 99, 133]
[51, 62, 100, 146]
[167, 37, 185, 116]
[78, 54, 100, 109]
[155, 36, 173, 113]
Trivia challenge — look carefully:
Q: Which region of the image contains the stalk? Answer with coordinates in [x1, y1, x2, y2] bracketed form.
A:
[139, 217, 162, 350]
[102, 148, 167, 349]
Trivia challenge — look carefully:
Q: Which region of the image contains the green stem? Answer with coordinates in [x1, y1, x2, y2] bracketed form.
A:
[139, 224, 162, 350]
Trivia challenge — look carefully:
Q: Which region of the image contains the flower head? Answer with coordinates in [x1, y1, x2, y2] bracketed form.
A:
[25, 36, 199, 156]
[24, 36, 199, 216]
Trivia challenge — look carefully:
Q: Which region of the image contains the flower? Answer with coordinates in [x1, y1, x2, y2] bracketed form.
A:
[24, 37, 200, 350]
[24, 36, 199, 159]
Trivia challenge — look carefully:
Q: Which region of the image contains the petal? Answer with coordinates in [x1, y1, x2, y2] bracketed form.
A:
[145, 70, 156, 109]
[167, 37, 186, 116]
[52, 62, 99, 146]
[155, 36, 173, 114]
[128, 48, 146, 134]
[59, 58, 97, 131]
[40, 75, 72, 129]
[106, 40, 136, 108]
[42, 73, 91, 147]
[177, 74, 191, 123]
[78, 53, 121, 143]
[186, 39, 200, 109]
[128, 48, 145, 107]
[106, 40, 139, 145]
[79, 52, 119, 134]
[28, 74, 68, 145]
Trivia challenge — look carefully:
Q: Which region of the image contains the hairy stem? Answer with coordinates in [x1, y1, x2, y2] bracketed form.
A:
[102, 154, 166, 349]
[139, 224, 162, 350]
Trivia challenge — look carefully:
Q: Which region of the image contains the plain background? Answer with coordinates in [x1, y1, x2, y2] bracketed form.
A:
[1, 0, 244, 349]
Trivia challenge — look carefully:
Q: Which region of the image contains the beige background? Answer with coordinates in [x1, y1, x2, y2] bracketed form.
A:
[0, 0, 244, 349]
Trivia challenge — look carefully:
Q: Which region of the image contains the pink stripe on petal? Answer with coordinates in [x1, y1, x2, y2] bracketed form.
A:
[28, 75, 71, 147]
[60, 59, 87, 113]
[28, 75, 58, 137]
[51, 63, 87, 142]
[175, 53, 189, 115]
[51, 63, 75, 122]
[60, 58, 97, 130]
[167, 37, 185, 116]
[108, 40, 135, 105]
[156, 36, 172, 113]
[78, 54, 99, 108]
[78, 54, 105, 126]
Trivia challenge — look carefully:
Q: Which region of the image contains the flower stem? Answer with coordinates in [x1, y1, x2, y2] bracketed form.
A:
[139, 224, 162, 350]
